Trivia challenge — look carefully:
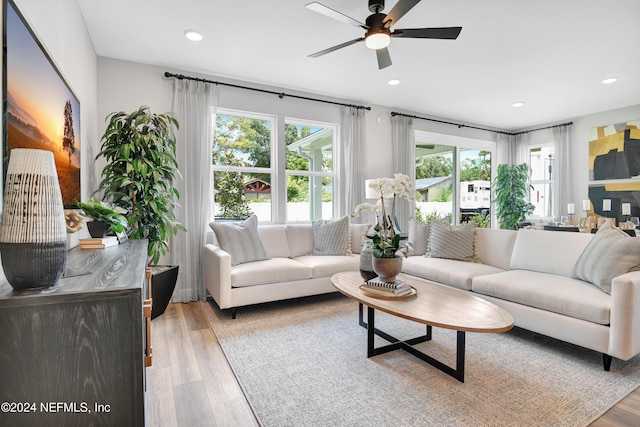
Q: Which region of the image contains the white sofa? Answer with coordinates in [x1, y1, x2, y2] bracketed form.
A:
[402, 227, 640, 370]
[205, 223, 368, 319]
[205, 222, 640, 370]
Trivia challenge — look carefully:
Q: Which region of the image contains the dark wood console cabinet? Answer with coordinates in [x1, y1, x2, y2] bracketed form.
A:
[0, 240, 149, 427]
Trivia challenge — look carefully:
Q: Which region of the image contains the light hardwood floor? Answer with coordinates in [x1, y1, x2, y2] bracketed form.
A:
[146, 301, 640, 427]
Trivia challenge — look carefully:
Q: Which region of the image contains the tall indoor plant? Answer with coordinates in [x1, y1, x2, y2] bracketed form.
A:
[95, 105, 185, 318]
[493, 163, 535, 229]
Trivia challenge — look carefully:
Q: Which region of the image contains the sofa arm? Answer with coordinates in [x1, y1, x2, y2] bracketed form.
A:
[609, 271, 640, 360]
[204, 244, 233, 309]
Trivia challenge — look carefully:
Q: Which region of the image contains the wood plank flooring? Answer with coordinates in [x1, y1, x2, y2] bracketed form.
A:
[146, 301, 640, 426]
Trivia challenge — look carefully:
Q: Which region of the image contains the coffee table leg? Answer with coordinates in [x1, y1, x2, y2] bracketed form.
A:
[359, 303, 466, 382]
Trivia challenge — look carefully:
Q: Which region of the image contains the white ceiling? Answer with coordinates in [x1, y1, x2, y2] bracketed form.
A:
[77, 0, 640, 131]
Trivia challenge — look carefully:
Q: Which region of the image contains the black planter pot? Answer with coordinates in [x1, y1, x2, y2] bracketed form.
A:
[151, 265, 179, 320]
[87, 221, 109, 238]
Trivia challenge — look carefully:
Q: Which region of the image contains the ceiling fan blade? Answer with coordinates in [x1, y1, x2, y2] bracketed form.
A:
[305, 2, 365, 29]
[309, 37, 364, 58]
[383, 0, 421, 27]
[392, 27, 462, 39]
[376, 47, 392, 70]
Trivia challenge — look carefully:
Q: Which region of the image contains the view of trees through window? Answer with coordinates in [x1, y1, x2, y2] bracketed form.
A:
[212, 111, 335, 222]
[415, 141, 491, 226]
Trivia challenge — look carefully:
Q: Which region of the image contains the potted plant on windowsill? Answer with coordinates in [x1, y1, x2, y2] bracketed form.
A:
[94, 105, 186, 319]
[352, 174, 413, 283]
[76, 198, 128, 238]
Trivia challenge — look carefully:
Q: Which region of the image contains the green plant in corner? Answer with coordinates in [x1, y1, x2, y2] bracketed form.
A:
[95, 106, 186, 265]
[76, 198, 128, 234]
[493, 163, 535, 229]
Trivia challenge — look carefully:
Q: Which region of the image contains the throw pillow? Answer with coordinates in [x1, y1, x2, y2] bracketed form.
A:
[311, 216, 350, 256]
[427, 219, 476, 261]
[572, 221, 640, 294]
[209, 215, 270, 266]
[408, 218, 430, 256]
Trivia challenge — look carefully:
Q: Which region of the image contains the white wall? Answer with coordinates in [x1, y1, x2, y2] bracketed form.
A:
[5, 0, 99, 202]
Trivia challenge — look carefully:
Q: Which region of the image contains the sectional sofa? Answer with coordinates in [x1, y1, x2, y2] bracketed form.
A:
[205, 219, 640, 370]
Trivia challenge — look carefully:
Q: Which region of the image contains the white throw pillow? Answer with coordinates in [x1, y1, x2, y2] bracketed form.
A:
[209, 215, 270, 266]
[311, 216, 350, 256]
[427, 219, 476, 261]
[572, 221, 640, 294]
[408, 218, 430, 256]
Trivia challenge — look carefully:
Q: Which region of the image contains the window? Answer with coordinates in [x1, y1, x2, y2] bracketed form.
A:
[212, 110, 338, 223]
[212, 110, 274, 222]
[285, 120, 336, 221]
[529, 145, 555, 217]
[415, 132, 494, 226]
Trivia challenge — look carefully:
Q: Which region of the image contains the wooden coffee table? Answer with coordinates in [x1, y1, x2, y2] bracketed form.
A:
[331, 271, 514, 382]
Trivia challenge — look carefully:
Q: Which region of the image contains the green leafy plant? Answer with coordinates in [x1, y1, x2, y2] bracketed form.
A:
[469, 213, 490, 228]
[493, 163, 535, 229]
[415, 206, 447, 224]
[95, 106, 186, 265]
[76, 198, 128, 234]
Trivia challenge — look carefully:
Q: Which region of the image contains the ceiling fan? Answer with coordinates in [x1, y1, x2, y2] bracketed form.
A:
[306, 0, 462, 70]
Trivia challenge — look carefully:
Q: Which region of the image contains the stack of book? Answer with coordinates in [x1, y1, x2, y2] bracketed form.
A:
[79, 236, 119, 250]
[361, 277, 413, 297]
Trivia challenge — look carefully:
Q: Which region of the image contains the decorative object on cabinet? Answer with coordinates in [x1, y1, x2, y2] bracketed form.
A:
[0, 149, 67, 289]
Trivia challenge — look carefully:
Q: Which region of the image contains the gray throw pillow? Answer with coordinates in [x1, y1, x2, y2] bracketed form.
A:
[427, 219, 476, 261]
[311, 216, 350, 256]
[209, 215, 270, 266]
[572, 221, 640, 294]
[408, 218, 430, 256]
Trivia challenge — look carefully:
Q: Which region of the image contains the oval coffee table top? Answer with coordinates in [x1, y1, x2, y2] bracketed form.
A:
[331, 271, 514, 333]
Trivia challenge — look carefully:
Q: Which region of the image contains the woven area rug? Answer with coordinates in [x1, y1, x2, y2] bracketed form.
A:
[206, 294, 640, 427]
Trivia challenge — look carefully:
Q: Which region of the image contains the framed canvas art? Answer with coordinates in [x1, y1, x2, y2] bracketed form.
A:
[3, 0, 81, 207]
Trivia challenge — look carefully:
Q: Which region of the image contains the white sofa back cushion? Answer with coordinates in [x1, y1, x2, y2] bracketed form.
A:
[350, 223, 370, 255]
[510, 229, 593, 277]
[286, 224, 315, 257]
[258, 225, 290, 258]
[475, 228, 517, 270]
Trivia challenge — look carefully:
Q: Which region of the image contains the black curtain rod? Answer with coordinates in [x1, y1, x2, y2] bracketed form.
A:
[164, 72, 371, 111]
[390, 111, 573, 136]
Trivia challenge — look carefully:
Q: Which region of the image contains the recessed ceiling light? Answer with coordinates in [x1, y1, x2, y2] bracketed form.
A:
[387, 79, 400, 86]
[512, 102, 525, 108]
[602, 77, 618, 85]
[184, 30, 203, 42]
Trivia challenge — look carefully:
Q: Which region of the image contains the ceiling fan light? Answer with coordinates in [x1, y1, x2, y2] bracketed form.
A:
[365, 32, 391, 50]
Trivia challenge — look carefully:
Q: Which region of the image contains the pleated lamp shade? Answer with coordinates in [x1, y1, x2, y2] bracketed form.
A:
[0, 149, 67, 289]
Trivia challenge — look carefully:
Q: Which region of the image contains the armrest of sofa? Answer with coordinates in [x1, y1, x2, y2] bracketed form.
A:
[608, 271, 640, 360]
[204, 244, 233, 309]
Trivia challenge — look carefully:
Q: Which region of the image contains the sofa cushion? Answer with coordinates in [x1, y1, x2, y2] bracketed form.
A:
[258, 225, 290, 258]
[209, 215, 270, 266]
[350, 223, 370, 254]
[475, 228, 517, 270]
[427, 220, 476, 261]
[402, 256, 505, 291]
[509, 229, 593, 277]
[293, 255, 359, 278]
[231, 257, 312, 288]
[408, 218, 430, 256]
[472, 269, 611, 325]
[286, 224, 314, 257]
[311, 216, 350, 255]
[572, 221, 640, 294]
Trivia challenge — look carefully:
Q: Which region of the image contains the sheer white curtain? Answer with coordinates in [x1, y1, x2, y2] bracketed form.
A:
[169, 79, 216, 302]
[496, 133, 528, 165]
[552, 125, 572, 217]
[339, 106, 367, 220]
[391, 115, 415, 231]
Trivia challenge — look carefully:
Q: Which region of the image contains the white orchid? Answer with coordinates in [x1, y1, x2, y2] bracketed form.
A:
[353, 173, 415, 258]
